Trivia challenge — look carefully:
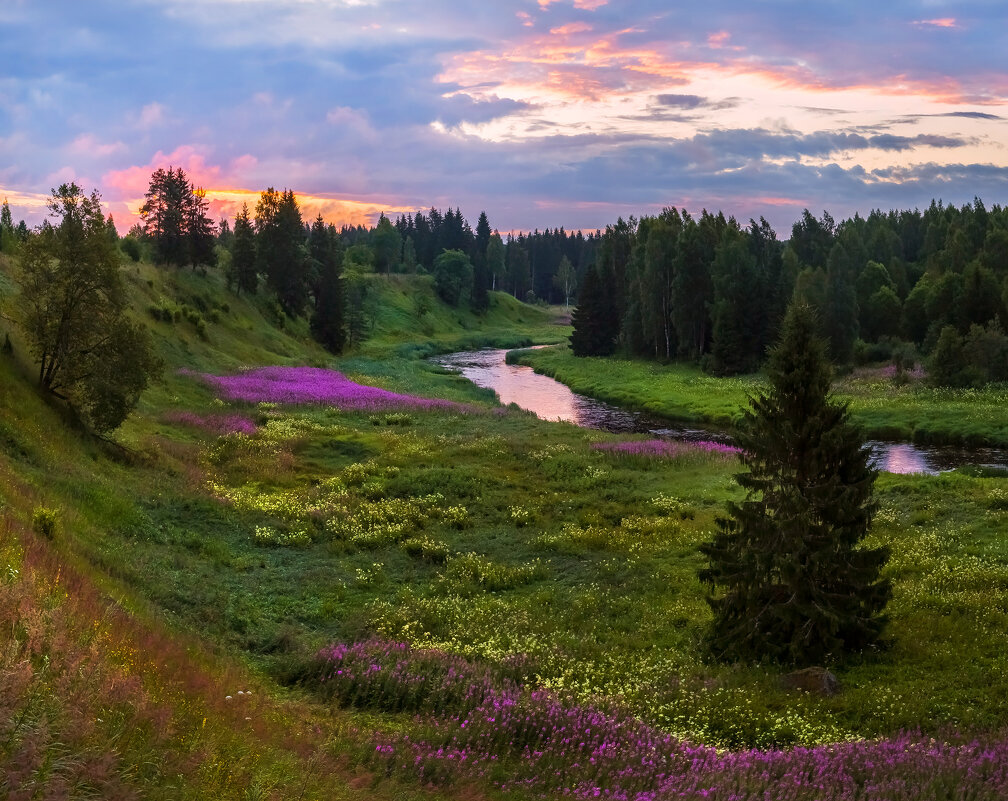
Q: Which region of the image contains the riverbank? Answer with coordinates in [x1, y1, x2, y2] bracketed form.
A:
[510, 345, 1008, 449]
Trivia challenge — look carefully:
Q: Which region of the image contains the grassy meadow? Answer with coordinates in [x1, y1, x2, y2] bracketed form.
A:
[2, 256, 1008, 798]
[511, 344, 1008, 447]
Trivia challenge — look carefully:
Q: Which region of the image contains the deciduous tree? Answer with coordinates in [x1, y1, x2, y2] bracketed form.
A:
[17, 184, 159, 432]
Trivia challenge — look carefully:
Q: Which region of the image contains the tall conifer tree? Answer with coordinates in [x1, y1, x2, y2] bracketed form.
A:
[699, 302, 890, 665]
[230, 204, 258, 296]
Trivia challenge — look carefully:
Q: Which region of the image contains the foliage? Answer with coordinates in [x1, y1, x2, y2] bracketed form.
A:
[700, 303, 890, 665]
[31, 506, 59, 539]
[255, 188, 308, 316]
[569, 265, 618, 356]
[139, 167, 216, 268]
[229, 203, 258, 296]
[308, 214, 347, 353]
[371, 214, 402, 275]
[471, 211, 491, 313]
[929, 320, 1008, 387]
[0, 199, 16, 254]
[16, 183, 160, 432]
[432, 249, 473, 307]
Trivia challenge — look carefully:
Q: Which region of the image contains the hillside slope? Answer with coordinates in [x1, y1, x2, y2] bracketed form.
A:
[0, 256, 559, 799]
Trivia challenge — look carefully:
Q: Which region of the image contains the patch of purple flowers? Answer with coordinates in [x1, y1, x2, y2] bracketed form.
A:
[165, 410, 257, 435]
[593, 439, 741, 459]
[187, 366, 469, 412]
[316, 638, 1008, 800]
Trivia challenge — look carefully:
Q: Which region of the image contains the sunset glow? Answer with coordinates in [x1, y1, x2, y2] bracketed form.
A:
[1, 1, 1006, 234]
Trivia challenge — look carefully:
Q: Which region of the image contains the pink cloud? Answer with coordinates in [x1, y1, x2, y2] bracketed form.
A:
[68, 134, 127, 158]
[103, 146, 224, 198]
[137, 102, 166, 129]
[96, 147, 415, 233]
[914, 18, 958, 29]
[550, 22, 593, 36]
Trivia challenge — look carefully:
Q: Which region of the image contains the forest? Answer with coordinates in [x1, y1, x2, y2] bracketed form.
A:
[4, 170, 1007, 394]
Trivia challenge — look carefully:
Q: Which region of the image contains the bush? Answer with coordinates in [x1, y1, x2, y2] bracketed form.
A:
[32, 506, 59, 540]
[120, 236, 142, 262]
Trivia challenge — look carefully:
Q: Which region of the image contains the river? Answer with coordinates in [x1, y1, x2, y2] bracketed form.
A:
[433, 348, 1008, 476]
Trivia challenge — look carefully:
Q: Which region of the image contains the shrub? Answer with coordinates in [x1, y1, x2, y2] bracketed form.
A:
[32, 506, 59, 540]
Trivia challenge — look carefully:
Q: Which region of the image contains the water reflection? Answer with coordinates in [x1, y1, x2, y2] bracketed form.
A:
[867, 441, 1008, 475]
[434, 349, 642, 430]
[434, 349, 1008, 476]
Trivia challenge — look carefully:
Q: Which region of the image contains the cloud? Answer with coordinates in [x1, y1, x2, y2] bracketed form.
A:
[137, 102, 166, 129]
[913, 18, 958, 29]
[1, 0, 1007, 239]
[654, 94, 739, 111]
[936, 111, 1003, 120]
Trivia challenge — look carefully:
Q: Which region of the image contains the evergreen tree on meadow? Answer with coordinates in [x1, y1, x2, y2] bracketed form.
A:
[699, 302, 890, 666]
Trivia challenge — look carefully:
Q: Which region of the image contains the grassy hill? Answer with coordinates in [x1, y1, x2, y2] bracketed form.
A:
[0, 256, 562, 799]
[2, 254, 1008, 799]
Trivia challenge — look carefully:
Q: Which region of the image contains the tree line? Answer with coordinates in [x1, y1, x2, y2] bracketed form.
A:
[570, 200, 1008, 384]
[124, 168, 608, 354]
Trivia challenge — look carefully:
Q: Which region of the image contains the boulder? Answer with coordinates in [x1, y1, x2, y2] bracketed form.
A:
[780, 666, 839, 696]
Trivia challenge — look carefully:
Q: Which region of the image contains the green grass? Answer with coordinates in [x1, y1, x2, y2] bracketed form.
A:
[3, 254, 1008, 795]
[512, 344, 1008, 447]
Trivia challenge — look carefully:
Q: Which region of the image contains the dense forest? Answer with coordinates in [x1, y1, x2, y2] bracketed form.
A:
[3, 175, 1006, 386]
[571, 202, 1008, 384]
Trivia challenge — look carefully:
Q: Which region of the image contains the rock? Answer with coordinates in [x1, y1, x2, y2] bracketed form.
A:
[780, 666, 839, 696]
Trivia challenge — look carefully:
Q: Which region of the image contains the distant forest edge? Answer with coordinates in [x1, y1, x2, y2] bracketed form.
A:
[2, 172, 1006, 384]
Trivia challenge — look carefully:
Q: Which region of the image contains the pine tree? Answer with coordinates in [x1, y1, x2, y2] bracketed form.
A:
[140, 167, 190, 266]
[569, 265, 618, 356]
[1, 199, 19, 255]
[471, 211, 492, 312]
[256, 188, 308, 316]
[230, 204, 258, 296]
[699, 302, 890, 666]
[186, 186, 217, 268]
[308, 215, 346, 353]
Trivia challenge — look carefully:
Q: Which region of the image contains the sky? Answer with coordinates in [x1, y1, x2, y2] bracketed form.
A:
[1, 0, 1007, 236]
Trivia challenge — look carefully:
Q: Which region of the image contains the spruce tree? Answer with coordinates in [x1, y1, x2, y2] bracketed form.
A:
[230, 204, 258, 296]
[569, 265, 617, 356]
[699, 302, 890, 666]
[308, 215, 346, 353]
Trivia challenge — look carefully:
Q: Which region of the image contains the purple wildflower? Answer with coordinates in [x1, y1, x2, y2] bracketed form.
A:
[186, 366, 470, 412]
[315, 637, 1008, 800]
[165, 410, 258, 435]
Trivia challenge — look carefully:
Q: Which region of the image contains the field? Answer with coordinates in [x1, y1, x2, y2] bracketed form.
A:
[2, 259, 1008, 798]
[511, 345, 1008, 447]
